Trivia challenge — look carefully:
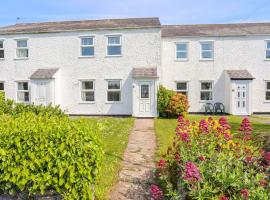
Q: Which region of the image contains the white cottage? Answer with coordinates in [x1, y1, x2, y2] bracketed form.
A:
[0, 18, 270, 116]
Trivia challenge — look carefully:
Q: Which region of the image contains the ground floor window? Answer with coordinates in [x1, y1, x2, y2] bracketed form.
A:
[17, 81, 29, 103]
[107, 80, 121, 102]
[80, 80, 95, 102]
[266, 81, 270, 101]
[200, 81, 213, 101]
[176, 82, 188, 96]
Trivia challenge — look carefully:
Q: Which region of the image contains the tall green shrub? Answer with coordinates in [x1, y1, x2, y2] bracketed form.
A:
[157, 85, 175, 117]
[0, 113, 104, 199]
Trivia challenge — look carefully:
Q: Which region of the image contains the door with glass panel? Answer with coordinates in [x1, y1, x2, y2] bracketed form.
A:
[234, 81, 249, 115]
[139, 82, 151, 115]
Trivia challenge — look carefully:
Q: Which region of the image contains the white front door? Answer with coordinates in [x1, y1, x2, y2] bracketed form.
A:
[33, 80, 51, 106]
[233, 80, 250, 115]
[139, 82, 151, 115]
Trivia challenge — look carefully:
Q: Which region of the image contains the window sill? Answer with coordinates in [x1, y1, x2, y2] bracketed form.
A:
[199, 100, 213, 103]
[265, 59, 270, 61]
[0, 58, 4, 61]
[264, 101, 270, 103]
[105, 55, 122, 58]
[14, 57, 29, 60]
[78, 56, 95, 59]
[105, 101, 123, 104]
[175, 59, 188, 62]
[199, 59, 214, 62]
[79, 101, 95, 104]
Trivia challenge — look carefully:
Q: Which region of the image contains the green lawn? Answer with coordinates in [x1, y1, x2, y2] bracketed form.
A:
[84, 117, 134, 200]
[155, 115, 270, 158]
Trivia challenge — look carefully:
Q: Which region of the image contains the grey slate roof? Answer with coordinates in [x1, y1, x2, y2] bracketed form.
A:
[162, 22, 270, 37]
[30, 68, 59, 79]
[0, 18, 161, 35]
[226, 70, 255, 80]
[132, 68, 157, 78]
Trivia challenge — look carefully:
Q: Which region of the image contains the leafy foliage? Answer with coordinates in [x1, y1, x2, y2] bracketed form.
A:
[157, 85, 189, 117]
[0, 113, 103, 199]
[154, 116, 270, 200]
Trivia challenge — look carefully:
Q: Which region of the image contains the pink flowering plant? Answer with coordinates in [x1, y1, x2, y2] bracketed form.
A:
[154, 116, 270, 199]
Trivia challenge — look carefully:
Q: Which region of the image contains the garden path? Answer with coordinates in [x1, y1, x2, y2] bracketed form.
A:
[110, 118, 156, 200]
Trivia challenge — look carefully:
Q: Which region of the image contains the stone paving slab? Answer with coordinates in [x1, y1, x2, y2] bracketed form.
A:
[110, 118, 156, 200]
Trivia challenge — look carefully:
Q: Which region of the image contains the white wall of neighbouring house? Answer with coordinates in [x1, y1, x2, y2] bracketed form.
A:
[0, 28, 161, 115]
[161, 35, 270, 114]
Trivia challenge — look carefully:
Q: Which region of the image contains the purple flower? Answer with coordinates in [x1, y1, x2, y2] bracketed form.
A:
[184, 162, 202, 182]
[150, 184, 163, 200]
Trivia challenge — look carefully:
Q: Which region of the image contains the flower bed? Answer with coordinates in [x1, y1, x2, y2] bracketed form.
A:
[152, 116, 270, 199]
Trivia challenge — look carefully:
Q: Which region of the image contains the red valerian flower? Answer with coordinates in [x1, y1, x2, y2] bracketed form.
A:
[263, 152, 270, 162]
[259, 179, 267, 187]
[199, 119, 209, 134]
[239, 118, 253, 138]
[184, 162, 202, 182]
[157, 159, 166, 169]
[219, 195, 229, 200]
[224, 132, 232, 140]
[219, 117, 231, 130]
[178, 132, 191, 142]
[245, 156, 253, 163]
[240, 189, 249, 200]
[150, 184, 163, 200]
[199, 155, 206, 161]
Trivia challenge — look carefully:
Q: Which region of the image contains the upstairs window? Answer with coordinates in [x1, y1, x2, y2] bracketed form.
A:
[176, 82, 188, 96]
[80, 80, 95, 102]
[17, 81, 29, 103]
[200, 81, 213, 101]
[107, 80, 121, 102]
[266, 82, 270, 101]
[266, 41, 270, 60]
[16, 39, 28, 58]
[107, 36, 121, 56]
[81, 37, 94, 57]
[0, 41, 4, 59]
[176, 43, 188, 60]
[200, 42, 213, 60]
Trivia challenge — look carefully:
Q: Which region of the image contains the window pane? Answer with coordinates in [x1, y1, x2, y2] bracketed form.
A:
[201, 43, 212, 50]
[266, 50, 270, 59]
[267, 82, 270, 90]
[107, 46, 121, 55]
[202, 51, 212, 59]
[81, 38, 93, 46]
[108, 81, 120, 89]
[201, 82, 212, 90]
[108, 36, 120, 45]
[267, 42, 270, 49]
[107, 91, 120, 101]
[82, 81, 93, 90]
[0, 50, 4, 58]
[0, 82, 4, 90]
[18, 82, 28, 90]
[0, 41, 3, 48]
[17, 40, 27, 47]
[266, 91, 270, 100]
[176, 43, 187, 51]
[17, 92, 29, 102]
[82, 91, 94, 101]
[177, 82, 187, 90]
[200, 91, 212, 100]
[141, 85, 149, 99]
[17, 49, 28, 58]
[81, 47, 94, 56]
[176, 52, 187, 59]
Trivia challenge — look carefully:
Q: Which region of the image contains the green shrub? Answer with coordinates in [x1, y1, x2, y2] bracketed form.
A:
[0, 92, 14, 115]
[157, 85, 188, 117]
[0, 113, 104, 199]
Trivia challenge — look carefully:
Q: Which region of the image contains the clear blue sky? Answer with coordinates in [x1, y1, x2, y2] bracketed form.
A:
[1, 0, 270, 26]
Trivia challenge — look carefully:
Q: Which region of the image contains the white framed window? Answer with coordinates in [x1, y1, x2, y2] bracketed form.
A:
[16, 39, 28, 58]
[17, 81, 30, 103]
[80, 37, 94, 57]
[176, 82, 188, 96]
[266, 41, 270, 60]
[176, 43, 188, 60]
[80, 80, 95, 102]
[266, 81, 270, 101]
[200, 81, 213, 101]
[107, 36, 122, 56]
[200, 41, 214, 60]
[107, 80, 121, 102]
[0, 40, 4, 59]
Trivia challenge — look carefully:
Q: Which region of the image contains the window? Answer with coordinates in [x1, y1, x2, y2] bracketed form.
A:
[17, 82, 29, 103]
[81, 37, 94, 57]
[200, 42, 213, 60]
[266, 82, 270, 101]
[266, 41, 270, 60]
[176, 43, 188, 60]
[80, 80, 95, 102]
[16, 39, 28, 58]
[176, 82, 188, 96]
[200, 82, 213, 101]
[107, 36, 121, 56]
[107, 80, 121, 102]
[0, 82, 4, 93]
[0, 41, 4, 59]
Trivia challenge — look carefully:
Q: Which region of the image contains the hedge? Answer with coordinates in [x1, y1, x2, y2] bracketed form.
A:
[0, 113, 104, 199]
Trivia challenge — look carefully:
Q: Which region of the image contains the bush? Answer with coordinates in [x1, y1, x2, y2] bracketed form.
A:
[153, 117, 270, 200]
[157, 85, 189, 117]
[0, 113, 104, 199]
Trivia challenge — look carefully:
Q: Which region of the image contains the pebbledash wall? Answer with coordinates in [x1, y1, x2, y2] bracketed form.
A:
[161, 35, 270, 114]
[0, 28, 161, 115]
